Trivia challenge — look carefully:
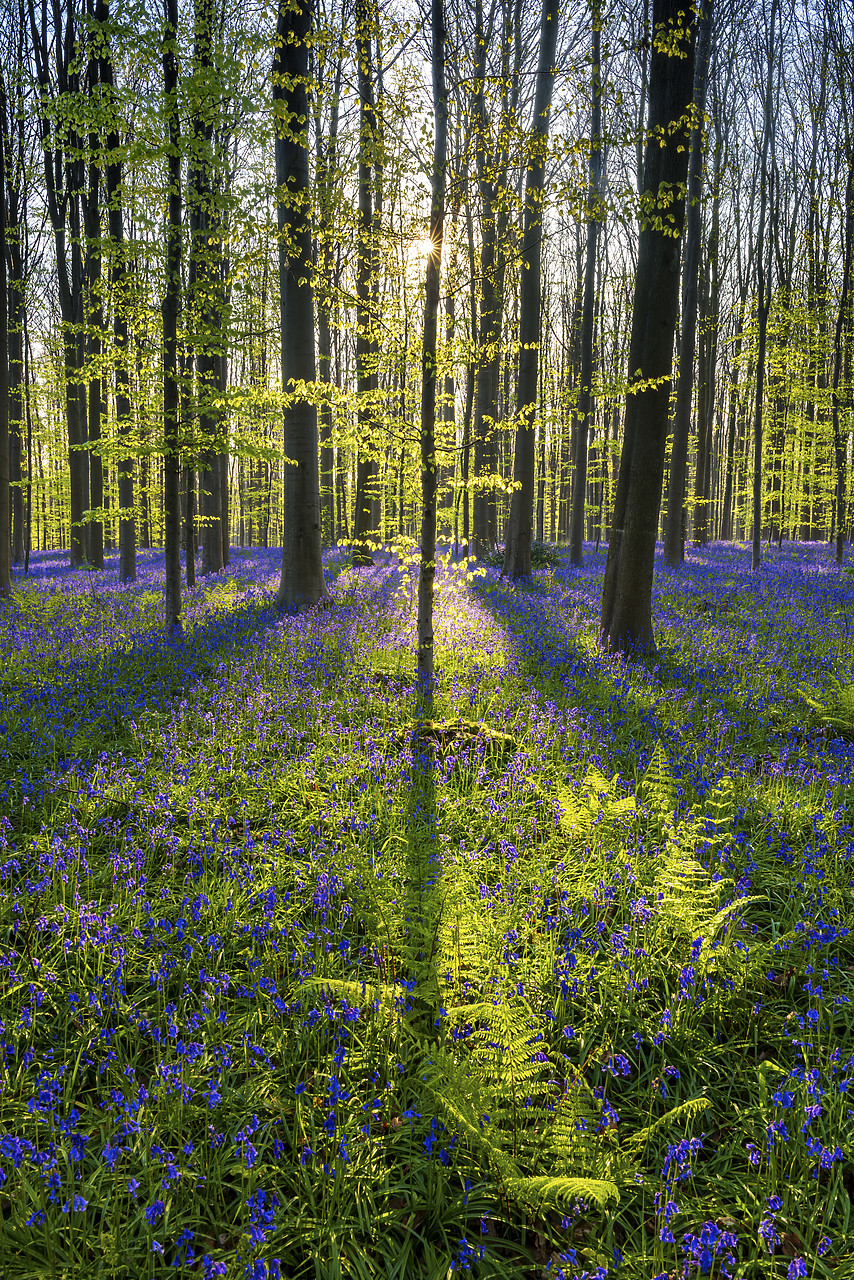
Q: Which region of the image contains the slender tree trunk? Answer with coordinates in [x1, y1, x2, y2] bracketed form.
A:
[471, 0, 501, 559]
[352, 0, 378, 564]
[662, 0, 713, 567]
[2, 71, 24, 569]
[162, 0, 182, 634]
[0, 82, 10, 599]
[751, 0, 778, 572]
[84, 45, 104, 572]
[832, 164, 853, 565]
[503, 0, 559, 578]
[274, 0, 327, 609]
[692, 240, 715, 546]
[600, 0, 696, 655]
[417, 0, 447, 688]
[186, 0, 224, 577]
[28, 1, 90, 568]
[567, 0, 603, 568]
[97, 0, 136, 582]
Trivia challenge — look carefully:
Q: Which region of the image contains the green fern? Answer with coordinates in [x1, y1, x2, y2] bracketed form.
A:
[425, 1043, 620, 1215]
[799, 679, 854, 740]
[625, 1096, 711, 1151]
[639, 739, 676, 818]
[498, 1170, 619, 1214]
[545, 769, 636, 842]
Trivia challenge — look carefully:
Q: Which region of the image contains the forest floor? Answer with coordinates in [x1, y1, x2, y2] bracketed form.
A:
[1, 540, 853, 1280]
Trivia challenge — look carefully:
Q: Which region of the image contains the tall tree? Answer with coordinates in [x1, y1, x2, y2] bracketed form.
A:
[567, 0, 603, 569]
[351, 0, 379, 565]
[162, 0, 182, 634]
[83, 15, 104, 570]
[188, 0, 226, 576]
[97, 0, 135, 582]
[600, 0, 696, 655]
[0, 10, 30, 569]
[0, 70, 10, 599]
[502, 0, 559, 579]
[750, 0, 778, 572]
[831, 164, 853, 565]
[661, 0, 712, 567]
[273, 0, 327, 608]
[28, 0, 89, 567]
[417, 0, 448, 686]
[313, 11, 343, 546]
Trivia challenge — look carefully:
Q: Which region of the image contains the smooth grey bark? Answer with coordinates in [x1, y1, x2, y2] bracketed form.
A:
[97, 0, 136, 582]
[502, 0, 559, 579]
[83, 39, 104, 571]
[662, 0, 712, 567]
[0, 42, 26, 567]
[471, 0, 515, 558]
[417, 0, 448, 688]
[0, 74, 10, 599]
[751, 0, 778, 572]
[600, 0, 696, 656]
[188, 0, 224, 577]
[831, 164, 853, 565]
[28, 0, 88, 568]
[314, 33, 343, 546]
[567, 0, 603, 568]
[352, 0, 378, 565]
[273, 0, 327, 609]
[162, 0, 182, 635]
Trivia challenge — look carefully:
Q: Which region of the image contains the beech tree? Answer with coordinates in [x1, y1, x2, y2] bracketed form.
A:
[417, 0, 448, 686]
[351, 0, 380, 566]
[662, 0, 713, 568]
[600, 0, 696, 656]
[750, 0, 778, 572]
[273, 0, 327, 609]
[567, 0, 602, 569]
[502, 0, 558, 580]
[97, 0, 136, 583]
[162, 0, 182, 634]
[0, 70, 10, 600]
[28, 0, 89, 568]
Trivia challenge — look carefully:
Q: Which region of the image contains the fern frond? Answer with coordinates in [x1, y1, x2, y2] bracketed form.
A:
[434, 879, 491, 1005]
[554, 785, 593, 837]
[299, 977, 397, 1018]
[640, 739, 676, 817]
[624, 1097, 711, 1150]
[501, 1173, 619, 1212]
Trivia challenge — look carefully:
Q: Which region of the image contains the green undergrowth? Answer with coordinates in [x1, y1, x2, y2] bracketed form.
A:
[1, 548, 853, 1279]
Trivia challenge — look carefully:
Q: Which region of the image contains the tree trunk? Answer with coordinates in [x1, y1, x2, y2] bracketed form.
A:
[84, 39, 104, 571]
[417, 0, 447, 688]
[274, 0, 327, 609]
[0, 77, 10, 599]
[162, 0, 182, 635]
[471, 0, 502, 559]
[28, 0, 89, 568]
[98, 0, 136, 582]
[1, 61, 25, 567]
[831, 164, 853, 565]
[186, 0, 224, 577]
[600, 0, 696, 656]
[503, 0, 559, 578]
[352, 0, 378, 564]
[751, 0, 778, 572]
[662, 0, 712, 567]
[567, 0, 603, 568]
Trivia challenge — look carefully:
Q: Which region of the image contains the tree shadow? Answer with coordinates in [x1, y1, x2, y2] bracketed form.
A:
[2, 549, 385, 794]
[463, 544, 824, 788]
[401, 690, 442, 1042]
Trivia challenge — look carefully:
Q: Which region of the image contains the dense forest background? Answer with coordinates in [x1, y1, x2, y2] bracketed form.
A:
[0, 0, 851, 598]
